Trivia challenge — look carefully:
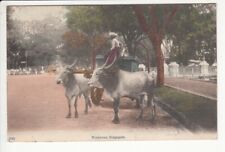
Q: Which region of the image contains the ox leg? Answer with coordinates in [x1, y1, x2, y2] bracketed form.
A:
[150, 96, 156, 121]
[86, 92, 92, 108]
[137, 96, 145, 120]
[112, 98, 120, 124]
[74, 96, 79, 118]
[66, 97, 72, 118]
[135, 98, 140, 109]
[83, 93, 90, 114]
[88, 98, 92, 108]
[85, 90, 92, 108]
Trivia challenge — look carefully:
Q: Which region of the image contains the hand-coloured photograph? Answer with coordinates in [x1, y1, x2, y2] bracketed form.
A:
[6, 4, 217, 142]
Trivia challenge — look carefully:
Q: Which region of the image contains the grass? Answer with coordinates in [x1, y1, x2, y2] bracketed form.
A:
[154, 86, 217, 130]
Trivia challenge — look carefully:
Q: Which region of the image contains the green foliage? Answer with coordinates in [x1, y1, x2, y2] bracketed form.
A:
[65, 4, 216, 67]
[61, 31, 91, 64]
[65, 6, 145, 57]
[167, 4, 216, 65]
[99, 6, 143, 55]
[135, 38, 156, 66]
[66, 6, 104, 34]
[64, 6, 110, 66]
[7, 7, 24, 68]
[133, 4, 216, 66]
[8, 5, 216, 68]
[7, 16, 67, 68]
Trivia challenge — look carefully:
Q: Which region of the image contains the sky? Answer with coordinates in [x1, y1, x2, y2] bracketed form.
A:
[11, 6, 67, 21]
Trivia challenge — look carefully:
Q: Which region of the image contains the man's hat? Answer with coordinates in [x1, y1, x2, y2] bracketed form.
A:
[108, 32, 118, 38]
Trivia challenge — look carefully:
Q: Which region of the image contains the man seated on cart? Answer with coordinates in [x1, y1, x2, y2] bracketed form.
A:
[104, 32, 123, 66]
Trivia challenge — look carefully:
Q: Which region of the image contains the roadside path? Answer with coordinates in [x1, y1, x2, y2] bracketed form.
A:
[165, 77, 217, 100]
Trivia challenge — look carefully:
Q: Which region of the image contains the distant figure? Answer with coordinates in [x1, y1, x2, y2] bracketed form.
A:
[150, 70, 157, 86]
[121, 47, 129, 57]
[138, 64, 146, 71]
[104, 32, 122, 66]
[34, 69, 38, 75]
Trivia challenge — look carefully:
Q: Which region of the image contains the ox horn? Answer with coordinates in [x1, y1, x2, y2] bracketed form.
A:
[69, 59, 78, 68]
[66, 59, 78, 71]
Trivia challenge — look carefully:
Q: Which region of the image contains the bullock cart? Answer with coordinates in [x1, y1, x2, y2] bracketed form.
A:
[81, 55, 140, 105]
[73, 55, 140, 106]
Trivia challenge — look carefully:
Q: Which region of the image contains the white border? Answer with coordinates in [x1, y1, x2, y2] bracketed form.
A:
[1, 1, 225, 152]
[217, 0, 225, 145]
[0, 0, 218, 5]
[0, 2, 7, 152]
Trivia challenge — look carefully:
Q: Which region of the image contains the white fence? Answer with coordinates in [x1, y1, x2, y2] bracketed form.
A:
[7, 66, 47, 75]
[177, 66, 217, 78]
[164, 61, 217, 81]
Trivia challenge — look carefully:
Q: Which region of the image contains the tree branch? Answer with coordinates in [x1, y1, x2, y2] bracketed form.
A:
[148, 5, 157, 33]
[165, 5, 179, 27]
[133, 5, 150, 34]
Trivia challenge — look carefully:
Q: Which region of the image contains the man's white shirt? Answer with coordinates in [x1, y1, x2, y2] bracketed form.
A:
[111, 38, 120, 50]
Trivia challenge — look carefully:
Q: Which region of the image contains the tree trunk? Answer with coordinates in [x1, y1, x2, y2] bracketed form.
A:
[154, 35, 164, 86]
[133, 6, 164, 86]
[92, 49, 96, 70]
[139, 42, 150, 73]
[146, 49, 150, 73]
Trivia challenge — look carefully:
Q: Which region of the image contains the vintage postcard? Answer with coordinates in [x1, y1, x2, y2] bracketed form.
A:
[1, 0, 224, 152]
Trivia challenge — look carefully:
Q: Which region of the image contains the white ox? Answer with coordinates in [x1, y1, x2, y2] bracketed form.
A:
[88, 58, 156, 124]
[56, 61, 92, 118]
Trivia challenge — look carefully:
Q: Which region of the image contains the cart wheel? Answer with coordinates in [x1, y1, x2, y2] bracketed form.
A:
[91, 87, 104, 105]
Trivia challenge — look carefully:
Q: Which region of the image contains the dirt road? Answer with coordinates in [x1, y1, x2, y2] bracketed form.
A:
[7, 74, 216, 141]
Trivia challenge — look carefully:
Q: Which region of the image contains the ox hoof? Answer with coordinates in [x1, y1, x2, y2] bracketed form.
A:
[149, 119, 155, 124]
[136, 116, 143, 121]
[88, 103, 92, 108]
[135, 105, 140, 109]
[149, 116, 155, 122]
[66, 114, 71, 118]
[112, 118, 120, 124]
[75, 113, 79, 118]
[84, 111, 88, 114]
[135, 103, 140, 109]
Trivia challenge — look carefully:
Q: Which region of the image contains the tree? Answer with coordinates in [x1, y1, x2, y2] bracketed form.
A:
[99, 6, 161, 72]
[65, 6, 108, 69]
[7, 7, 25, 69]
[20, 18, 67, 66]
[133, 4, 216, 85]
[168, 4, 216, 65]
[64, 4, 216, 84]
[65, 6, 155, 70]
[133, 5, 179, 86]
[99, 6, 144, 55]
[7, 15, 67, 68]
[62, 30, 108, 67]
[62, 31, 91, 65]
